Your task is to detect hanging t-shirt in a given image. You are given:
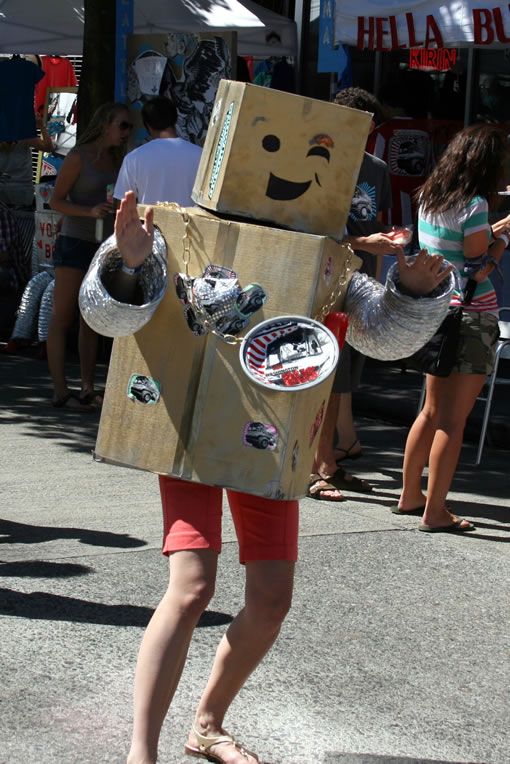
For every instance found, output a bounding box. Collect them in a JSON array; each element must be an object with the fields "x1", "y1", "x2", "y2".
[
  {"x1": 34, "y1": 56, "x2": 78, "y2": 115},
  {"x1": 0, "y1": 57, "x2": 45, "y2": 141},
  {"x1": 367, "y1": 117, "x2": 433, "y2": 228}
]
